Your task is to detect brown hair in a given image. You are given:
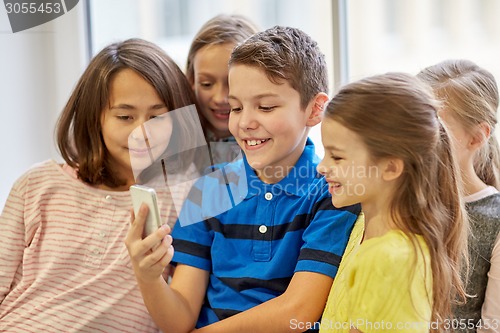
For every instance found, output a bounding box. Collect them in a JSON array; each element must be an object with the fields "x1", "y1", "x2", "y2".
[
  {"x1": 186, "y1": 14, "x2": 258, "y2": 85},
  {"x1": 325, "y1": 72, "x2": 468, "y2": 331},
  {"x1": 185, "y1": 14, "x2": 258, "y2": 136},
  {"x1": 229, "y1": 26, "x2": 328, "y2": 109},
  {"x1": 417, "y1": 59, "x2": 500, "y2": 189},
  {"x1": 56, "y1": 38, "x2": 199, "y2": 188}
]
